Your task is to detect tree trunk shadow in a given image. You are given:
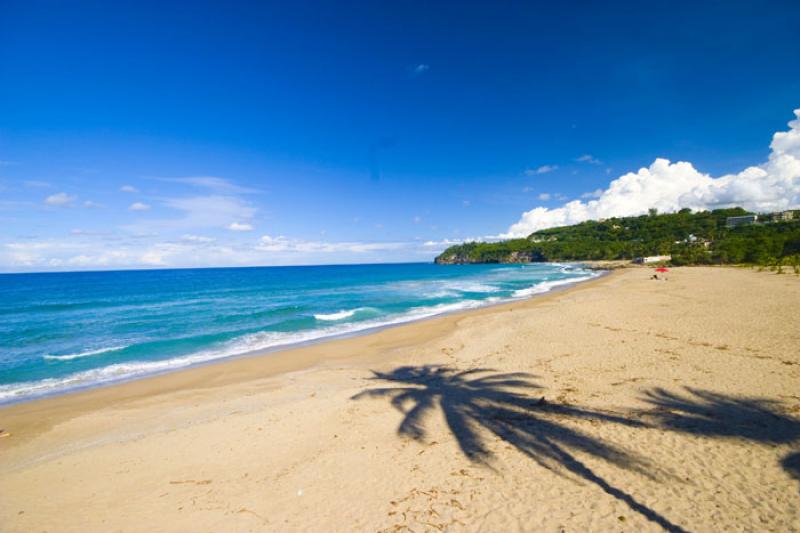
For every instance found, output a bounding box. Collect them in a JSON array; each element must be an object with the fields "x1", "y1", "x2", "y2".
[{"x1": 353, "y1": 365, "x2": 687, "y2": 532}]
